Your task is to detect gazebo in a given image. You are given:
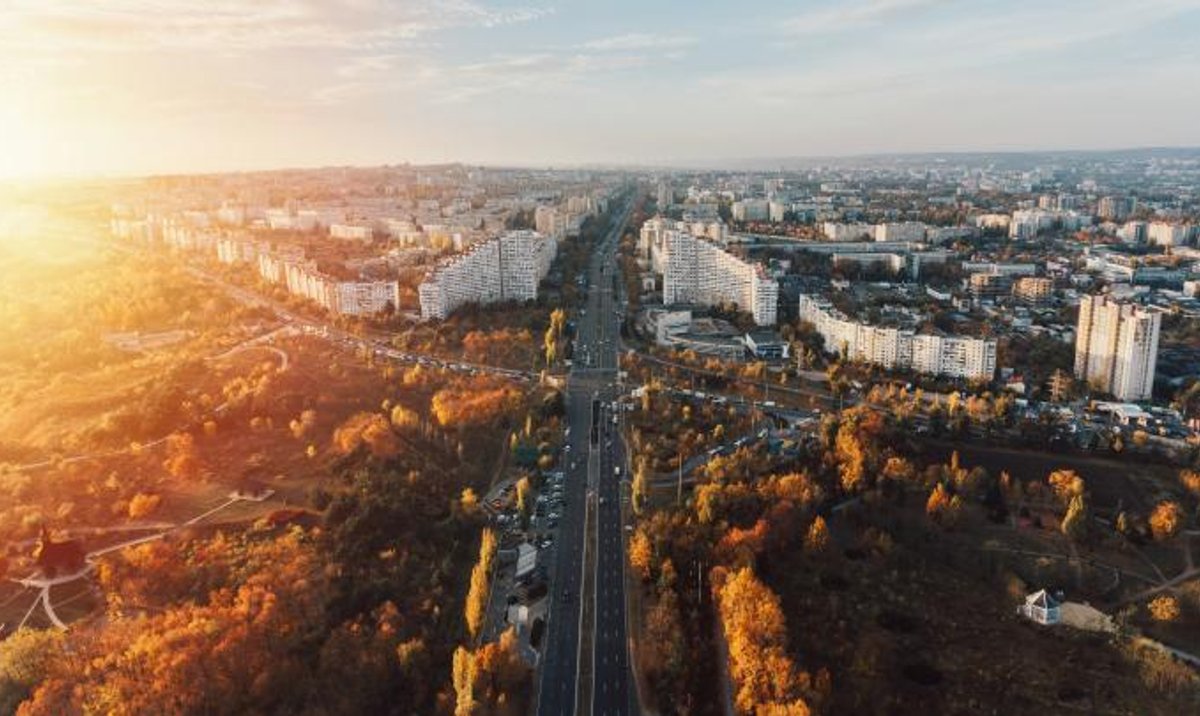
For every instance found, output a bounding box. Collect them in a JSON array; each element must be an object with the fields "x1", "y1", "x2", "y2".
[{"x1": 1018, "y1": 589, "x2": 1062, "y2": 625}]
